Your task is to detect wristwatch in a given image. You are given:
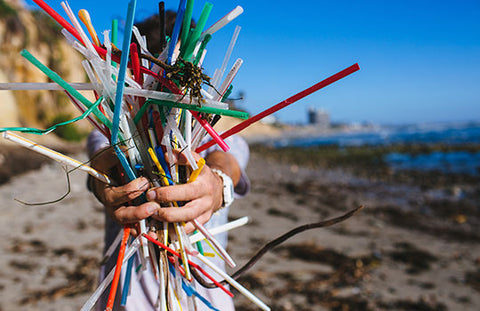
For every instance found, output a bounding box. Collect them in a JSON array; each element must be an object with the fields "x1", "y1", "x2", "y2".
[{"x1": 211, "y1": 168, "x2": 234, "y2": 208}]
